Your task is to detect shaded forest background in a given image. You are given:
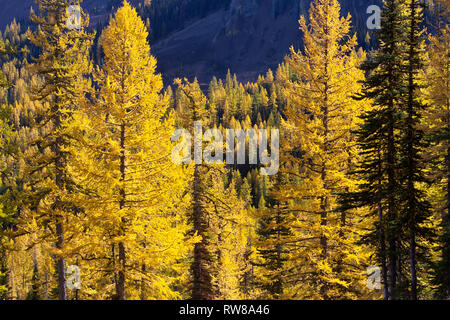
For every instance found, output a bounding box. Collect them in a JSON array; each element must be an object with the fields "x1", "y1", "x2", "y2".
[{"x1": 0, "y1": 0, "x2": 382, "y2": 83}]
